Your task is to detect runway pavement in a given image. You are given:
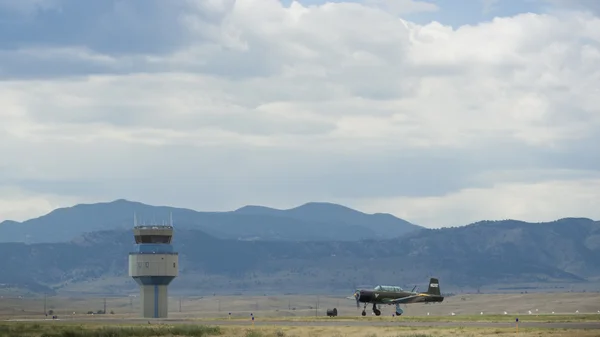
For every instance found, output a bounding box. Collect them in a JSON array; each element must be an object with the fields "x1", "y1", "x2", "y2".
[{"x1": 6, "y1": 317, "x2": 600, "y2": 329}]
